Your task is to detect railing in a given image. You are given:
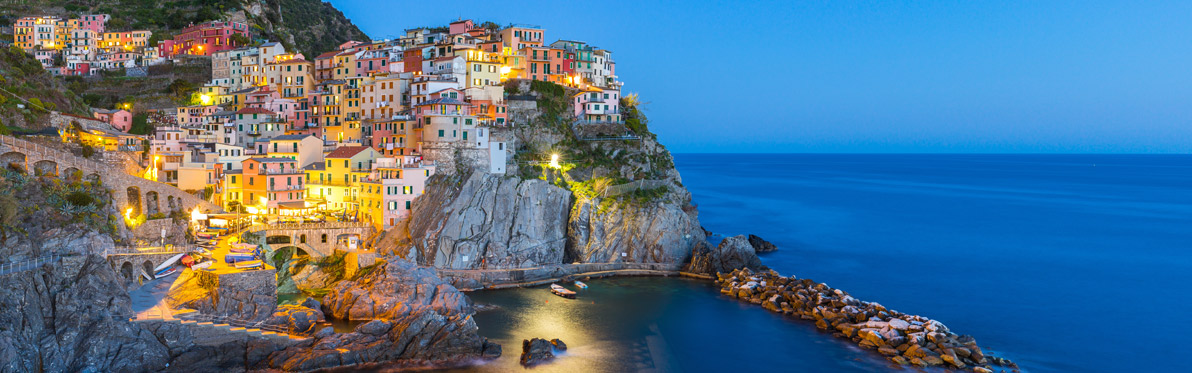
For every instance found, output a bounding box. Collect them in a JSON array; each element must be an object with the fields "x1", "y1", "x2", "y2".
[
  {"x1": 245, "y1": 221, "x2": 370, "y2": 231},
  {"x1": 573, "y1": 119, "x2": 626, "y2": 126},
  {"x1": 0, "y1": 253, "x2": 66, "y2": 276},
  {"x1": 268, "y1": 184, "x2": 305, "y2": 191},
  {"x1": 259, "y1": 168, "x2": 302, "y2": 175}
]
